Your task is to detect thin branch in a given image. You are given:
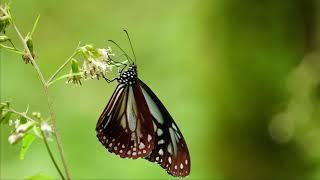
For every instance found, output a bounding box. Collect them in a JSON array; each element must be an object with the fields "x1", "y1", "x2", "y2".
[
  {"x1": 48, "y1": 72, "x2": 84, "y2": 86},
  {"x1": 0, "y1": 6, "x2": 72, "y2": 179},
  {"x1": 0, "y1": 44, "x2": 24, "y2": 55},
  {"x1": 3, "y1": 108, "x2": 38, "y2": 124},
  {"x1": 30, "y1": 14, "x2": 40, "y2": 37},
  {"x1": 47, "y1": 50, "x2": 79, "y2": 84},
  {"x1": 40, "y1": 121, "x2": 66, "y2": 180}
]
